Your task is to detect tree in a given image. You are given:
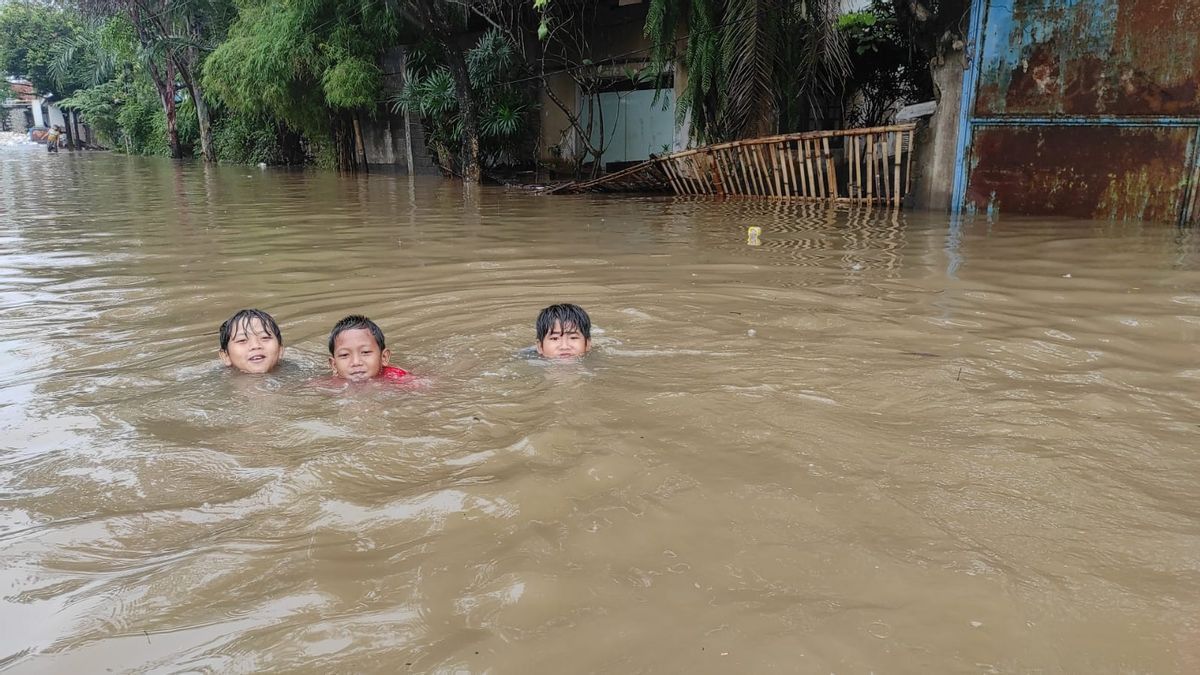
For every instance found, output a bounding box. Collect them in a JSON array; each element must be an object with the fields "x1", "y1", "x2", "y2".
[
  {"x1": 204, "y1": 0, "x2": 398, "y2": 171},
  {"x1": 388, "y1": 0, "x2": 484, "y2": 182},
  {"x1": 643, "y1": 0, "x2": 849, "y2": 143},
  {"x1": 395, "y1": 29, "x2": 536, "y2": 175},
  {"x1": 0, "y1": 2, "x2": 91, "y2": 95},
  {"x1": 839, "y1": 1, "x2": 933, "y2": 127}
]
